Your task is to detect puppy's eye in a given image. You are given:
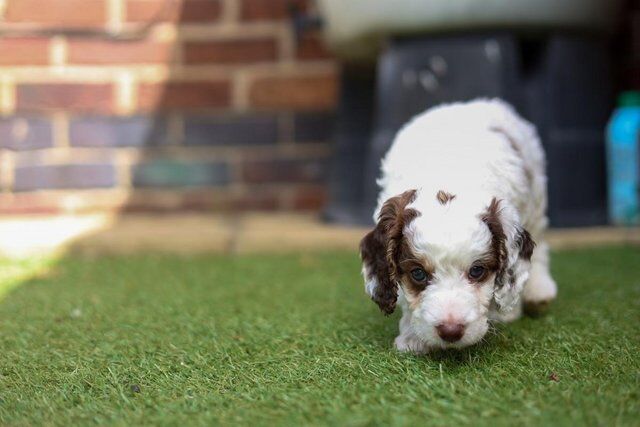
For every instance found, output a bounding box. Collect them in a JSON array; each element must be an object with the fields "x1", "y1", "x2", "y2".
[
  {"x1": 468, "y1": 265, "x2": 486, "y2": 281},
  {"x1": 410, "y1": 268, "x2": 428, "y2": 282}
]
